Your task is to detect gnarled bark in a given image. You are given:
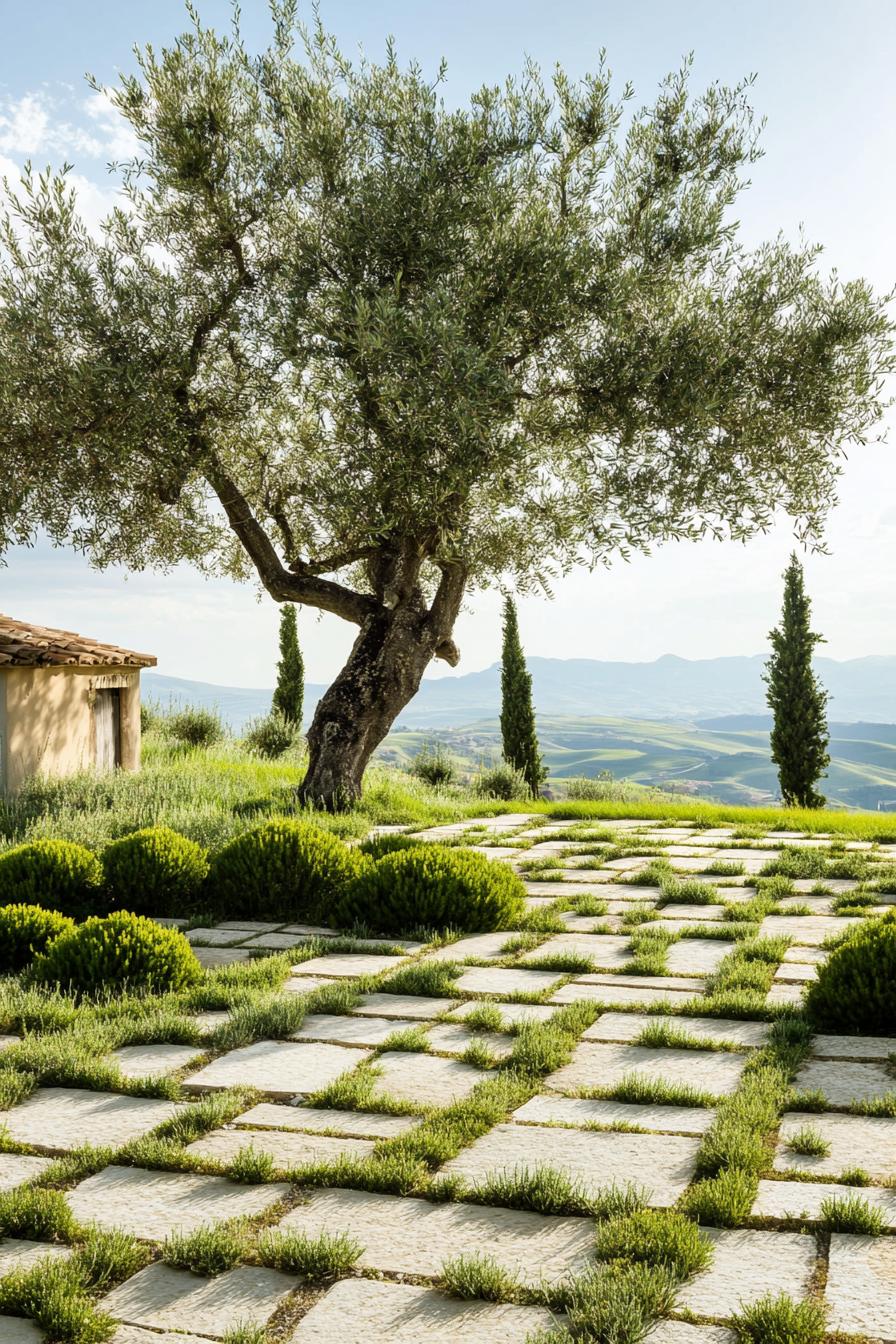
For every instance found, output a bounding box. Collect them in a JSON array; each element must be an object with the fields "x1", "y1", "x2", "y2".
[{"x1": 299, "y1": 562, "x2": 465, "y2": 810}]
